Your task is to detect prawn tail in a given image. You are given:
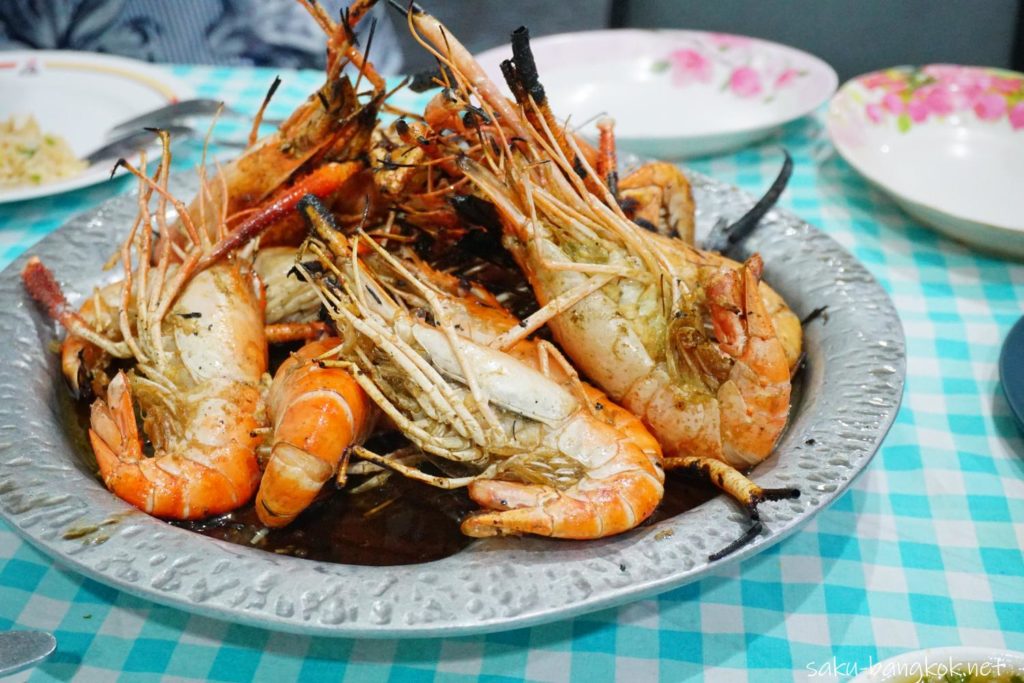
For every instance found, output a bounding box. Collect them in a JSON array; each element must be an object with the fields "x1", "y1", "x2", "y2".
[
  {"x1": 618, "y1": 161, "x2": 696, "y2": 243},
  {"x1": 89, "y1": 371, "x2": 141, "y2": 471},
  {"x1": 256, "y1": 338, "x2": 374, "y2": 528},
  {"x1": 89, "y1": 371, "x2": 178, "y2": 517},
  {"x1": 462, "y1": 480, "x2": 579, "y2": 538},
  {"x1": 462, "y1": 468, "x2": 663, "y2": 540},
  {"x1": 463, "y1": 387, "x2": 666, "y2": 541},
  {"x1": 90, "y1": 372, "x2": 263, "y2": 520}
]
